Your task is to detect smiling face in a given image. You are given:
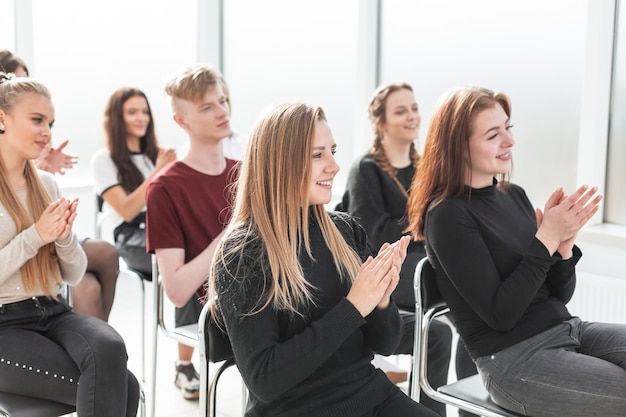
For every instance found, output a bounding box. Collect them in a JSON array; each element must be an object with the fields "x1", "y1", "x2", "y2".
[
  {"x1": 467, "y1": 102, "x2": 514, "y2": 188},
  {"x1": 308, "y1": 120, "x2": 340, "y2": 205},
  {"x1": 0, "y1": 92, "x2": 55, "y2": 163},
  {"x1": 380, "y1": 88, "x2": 421, "y2": 144},
  {"x1": 123, "y1": 95, "x2": 150, "y2": 142}
]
